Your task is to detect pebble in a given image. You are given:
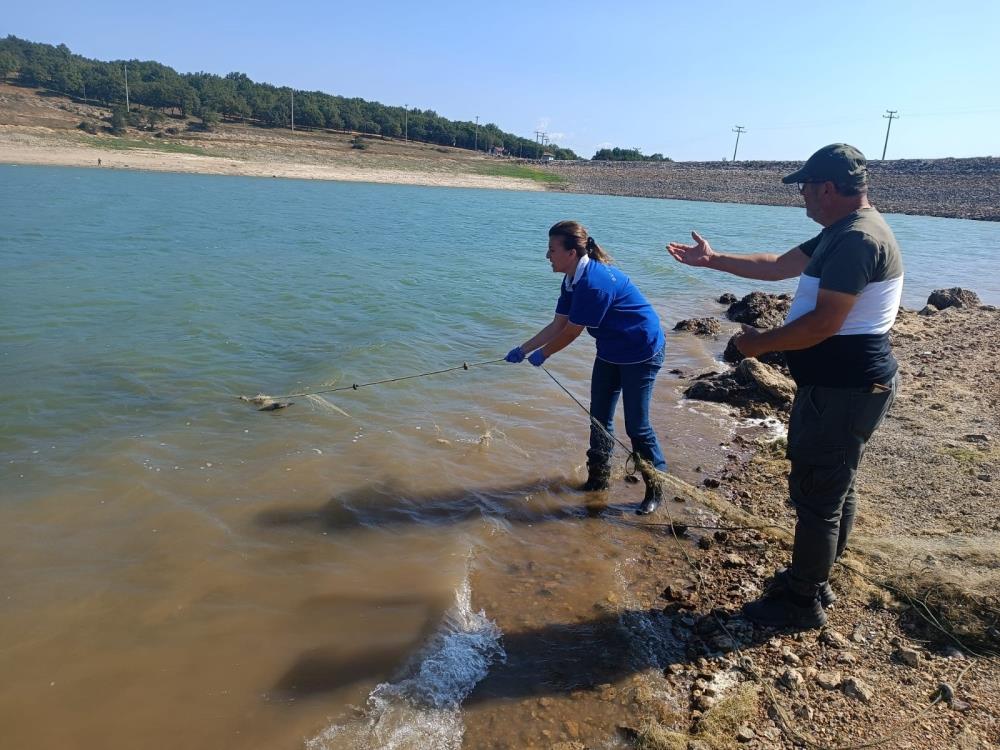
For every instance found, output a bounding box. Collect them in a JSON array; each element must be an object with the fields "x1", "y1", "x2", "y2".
[
  {"x1": 895, "y1": 647, "x2": 922, "y2": 667},
  {"x1": 736, "y1": 726, "x2": 755, "y2": 742},
  {"x1": 779, "y1": 667, "x2": 804, "y2": 692},
  {"x1": 820, "y1": 629, "x2": 851, "y2": 649},
  {"x1": 781, "y1": 648, "x2": 802, "y2": 666},
  {"x1": 842, "y1": 676, "x2": 874, "y2": 703},
  {"x1": 816, "y1": 671, "x2": 843, "y2": 690},
  {"x1": 723, "y1": 554, "x2": 747, "y2": 567},
  {"x1": 694, "y1": 694, "x2": 716, "y2": 711}
]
